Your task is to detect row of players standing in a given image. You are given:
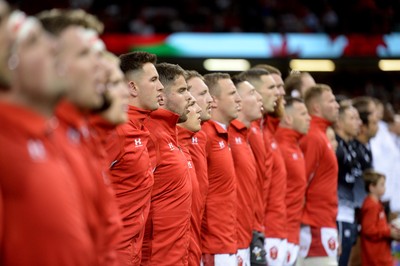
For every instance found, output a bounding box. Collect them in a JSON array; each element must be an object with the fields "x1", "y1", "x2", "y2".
[
  {"x1": 109, "y1": 55, "x2": 400, "y2": 266},
  {"x1": 290, "y1": 74, "x2": 400, "y2": 266},
  {"x1": 1, "y1": 4, "x2": 400, "y2": 266}
]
